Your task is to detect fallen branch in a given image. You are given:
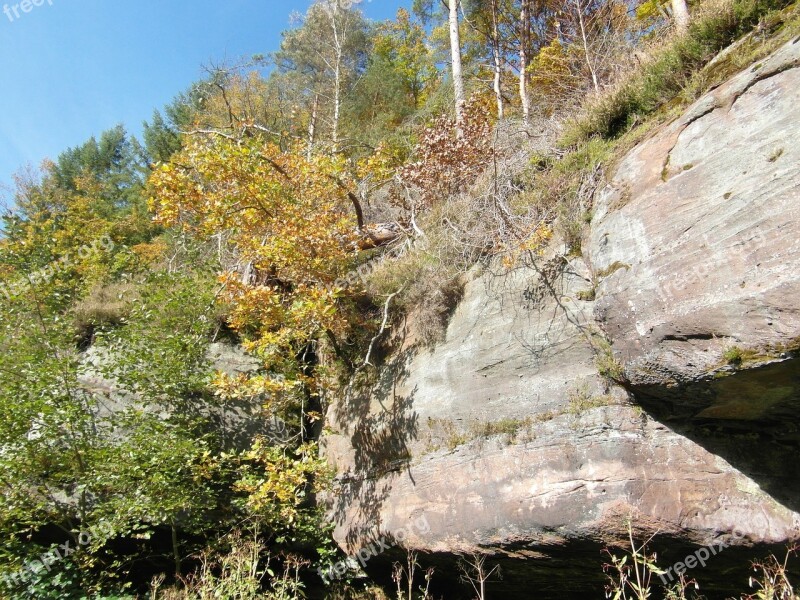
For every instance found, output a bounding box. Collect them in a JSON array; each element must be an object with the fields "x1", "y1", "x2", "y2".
[{"x1": 357, "y1": 223, "x2": 403, "y2": 250}]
